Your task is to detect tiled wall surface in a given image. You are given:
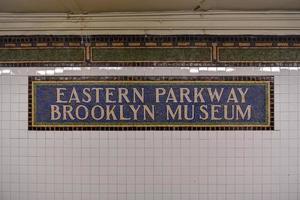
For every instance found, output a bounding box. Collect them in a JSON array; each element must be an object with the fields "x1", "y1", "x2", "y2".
[{"x1": 0, "y1": 66, "x2": 299, "y2": 200}]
